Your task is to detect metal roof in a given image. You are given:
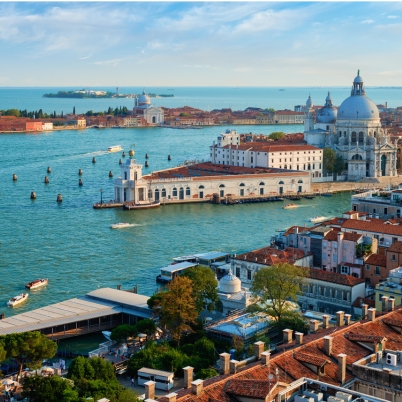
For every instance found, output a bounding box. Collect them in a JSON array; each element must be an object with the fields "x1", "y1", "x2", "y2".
[
  {"x1": 195, "y1": 251, "x2": 229, "y2": 260},
  {"x1": 138, "y1": 367, "x2": 174, "y2": 377},
  {"x1": 0, "y1": 288, "x2": 152, "y2": 336},
  {"x1": 160, "y1": 261, "x2": 198, "y2": 273}
]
